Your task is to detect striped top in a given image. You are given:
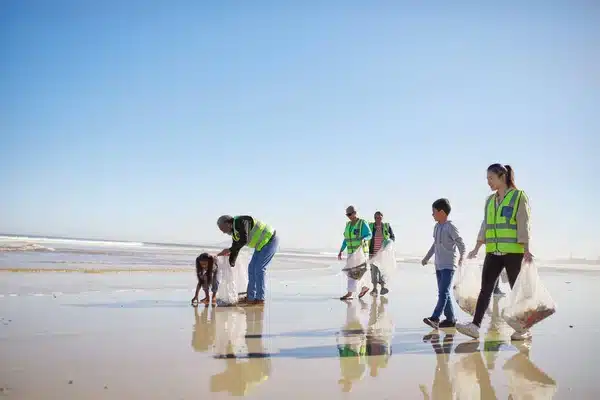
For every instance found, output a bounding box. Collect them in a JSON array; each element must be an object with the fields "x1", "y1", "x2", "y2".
[{"x1": 372, "y1": 224, "x2": 385, "y2": 254}]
